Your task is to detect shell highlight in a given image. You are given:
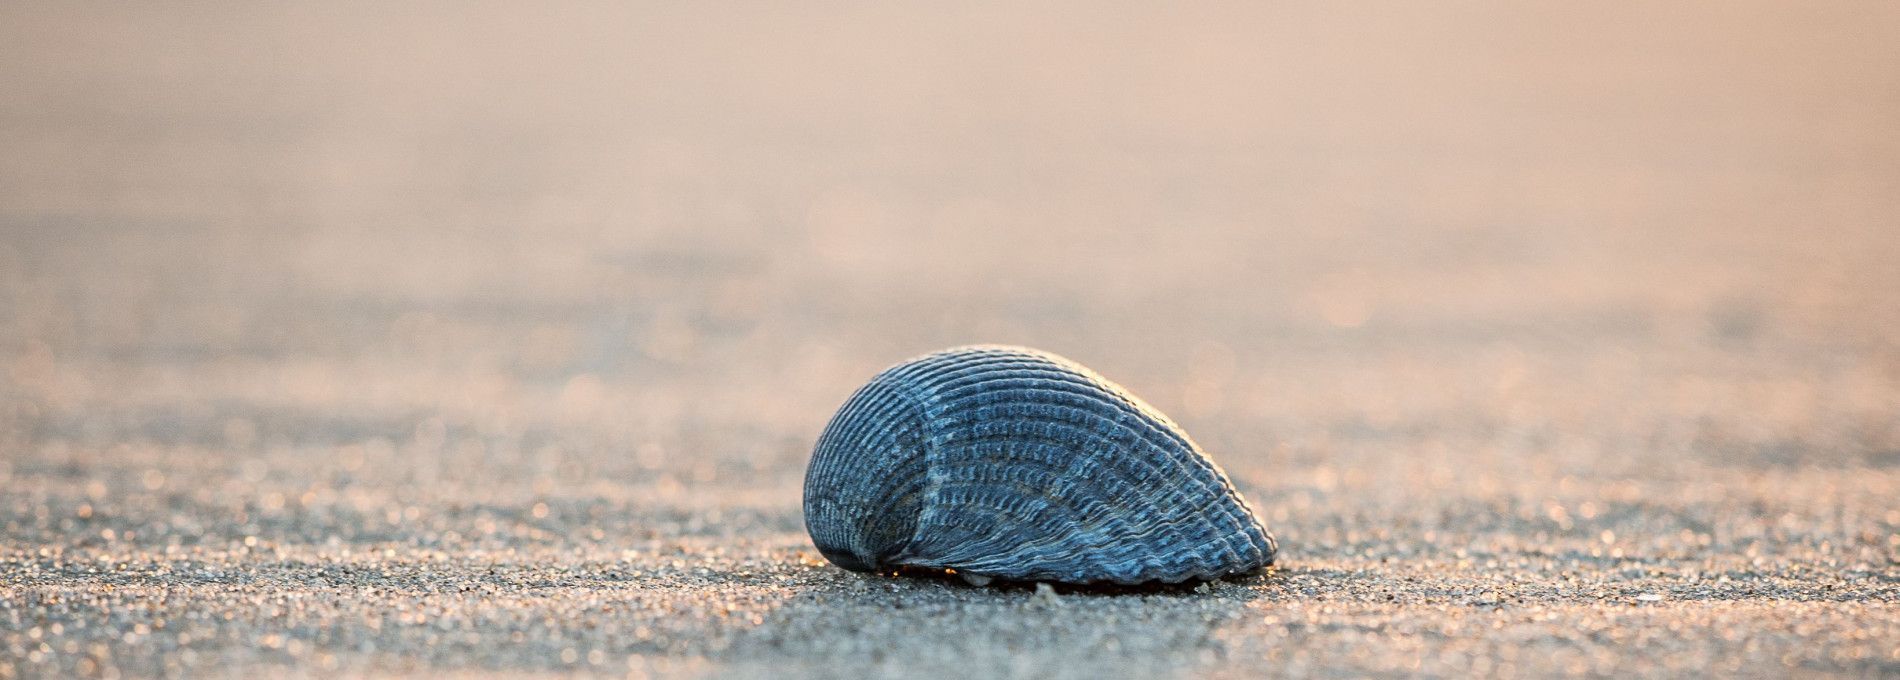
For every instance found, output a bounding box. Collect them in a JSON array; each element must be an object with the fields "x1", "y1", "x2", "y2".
[{"x1": 803, "y1": 345, "x2": 1277, "y2": 585}]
